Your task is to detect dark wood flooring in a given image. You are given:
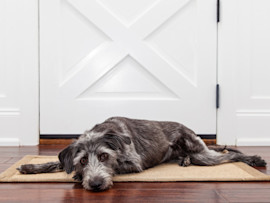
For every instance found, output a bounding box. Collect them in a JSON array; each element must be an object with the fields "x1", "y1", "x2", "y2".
[{"x1": 0, "y1": 145, "x2": 270, "y2": 202}]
